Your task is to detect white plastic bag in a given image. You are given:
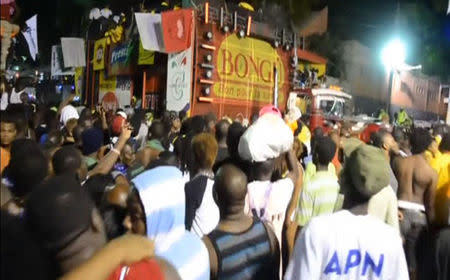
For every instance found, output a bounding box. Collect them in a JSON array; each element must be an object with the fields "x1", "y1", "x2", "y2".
[{"x1": 238, "y1": 114, "x2": 293, "y2": 162}]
